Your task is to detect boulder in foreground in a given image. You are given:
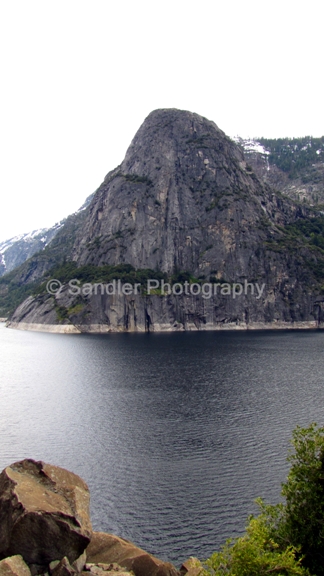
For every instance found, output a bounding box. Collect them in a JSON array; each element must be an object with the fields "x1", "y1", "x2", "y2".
[
  {"x1": 86, "y1": 533, "x2": 178, "y2": 576},
  {"x1": 0, "y1": 555, "x2": 31, "y2": 576},
  {"x1": 0, "y1": 459, "x2": 92, "y2": 566}
]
